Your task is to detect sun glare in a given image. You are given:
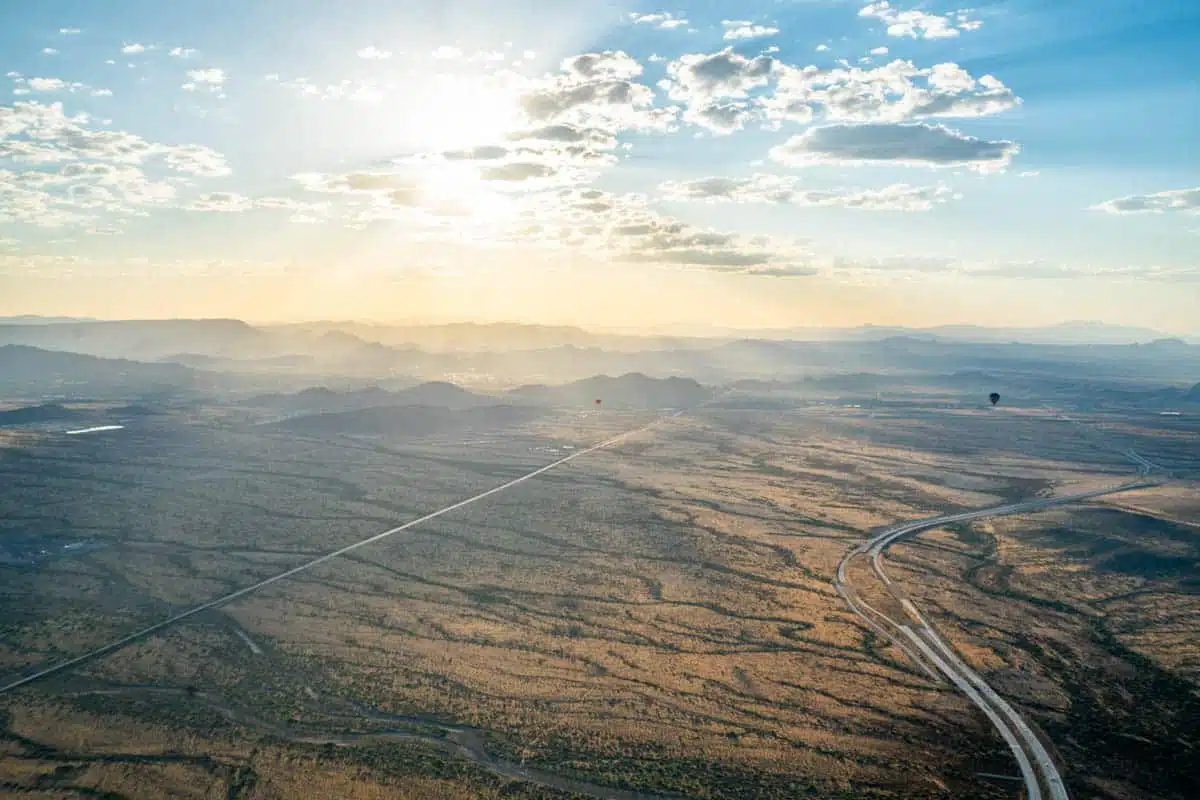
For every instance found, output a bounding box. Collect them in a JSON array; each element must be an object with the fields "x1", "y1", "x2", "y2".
[{"x1": 385, "y1": 74, "x2": 525, "y2": 152}]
